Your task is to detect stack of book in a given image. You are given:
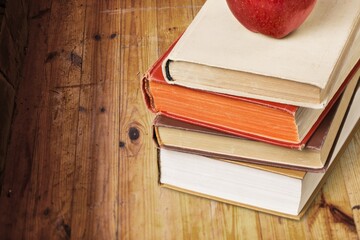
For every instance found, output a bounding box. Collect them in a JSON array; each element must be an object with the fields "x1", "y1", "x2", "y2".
[{"x1": 142, "y1": 0, "x2": 360, "y2": 219}]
